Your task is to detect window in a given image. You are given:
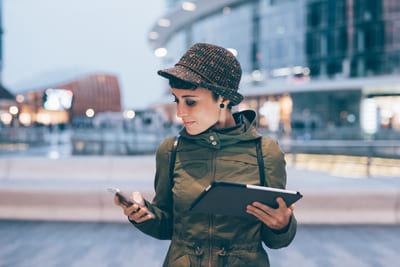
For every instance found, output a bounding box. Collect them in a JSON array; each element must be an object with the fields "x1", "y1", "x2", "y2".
[{"x1": 306, "y1": 33, "x2": 321, "y2": 57}]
